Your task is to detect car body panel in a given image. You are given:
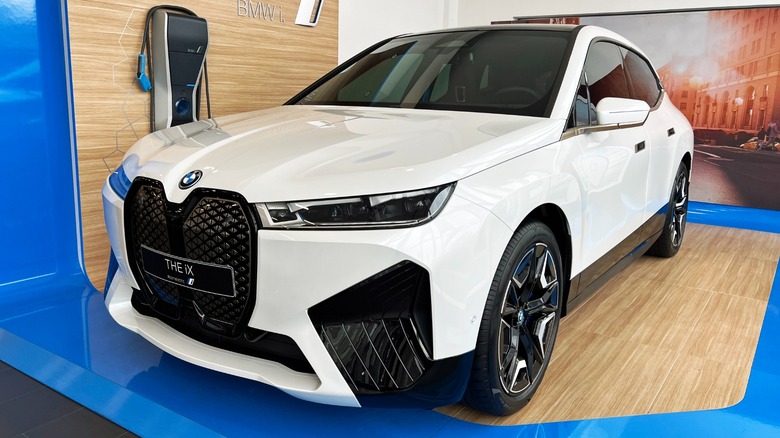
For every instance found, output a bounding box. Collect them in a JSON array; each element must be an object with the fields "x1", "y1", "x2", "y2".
[{"x1": 577, "y1": 120, "x2": 650, "y2": 268}]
